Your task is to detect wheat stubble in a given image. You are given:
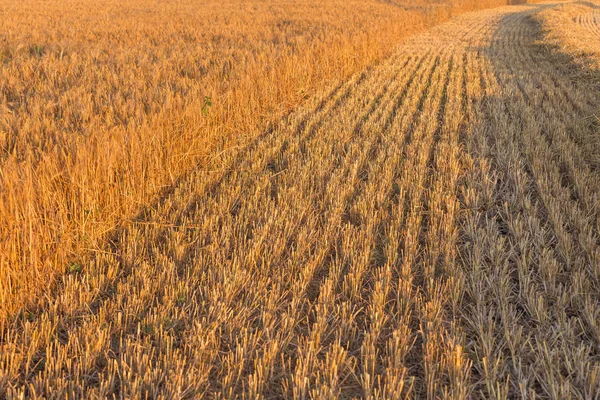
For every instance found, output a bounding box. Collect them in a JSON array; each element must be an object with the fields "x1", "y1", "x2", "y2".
[{"x1": 2, "y1": 1, "x2": 600, "y2": 398}]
